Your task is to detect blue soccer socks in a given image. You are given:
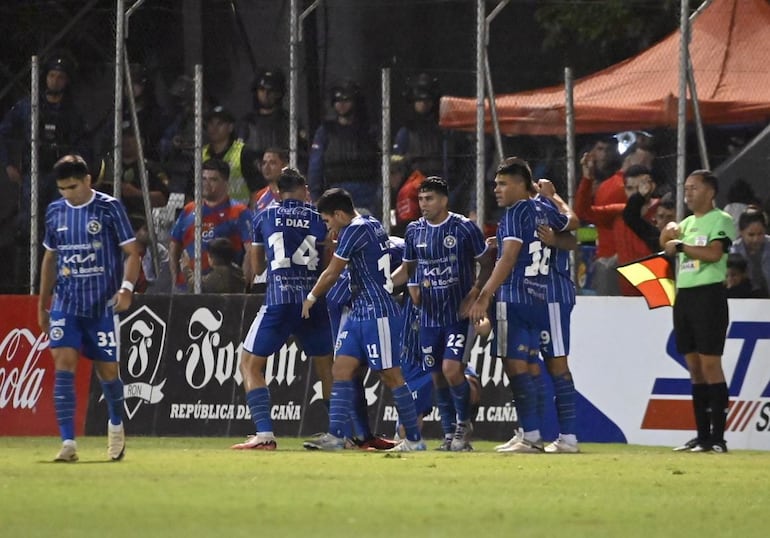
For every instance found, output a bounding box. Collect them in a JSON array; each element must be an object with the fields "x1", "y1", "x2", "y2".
[
  {"x1": 246, "y1": 387, "x2": 273, "y2": 433},
  {"x1": 552, "y1": 372, "x2": 577, "y2": 435},
  {"x1": 434, "y1": 385, "x2": 455, "y2": 437},
  {"x1": 392, "y1": 384, "x2": 421, "y2": 442},
  {"x1": 329, "y1": 380, "x2": 354, "y2": 439},
  {"x1": 100, "y1": 378, "x2": 125, "y2": 426},
  {"x1": 449, "y1": 378, "x2": 471, "y2": 423},
  {"x1": 510, "y1": 373, "x2": 540, "y2": 436},
  {"x1": 54, "y1": 370, "x2": 76, "y2": 441}
]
